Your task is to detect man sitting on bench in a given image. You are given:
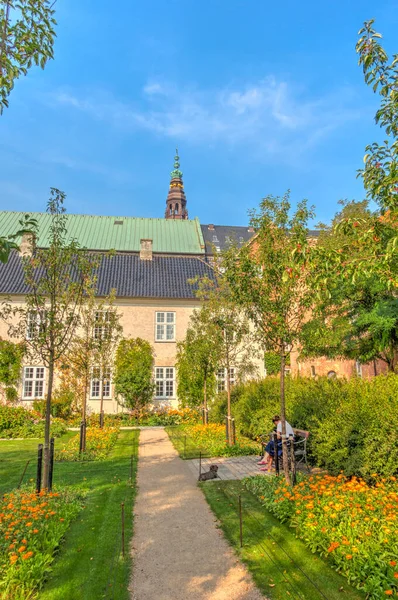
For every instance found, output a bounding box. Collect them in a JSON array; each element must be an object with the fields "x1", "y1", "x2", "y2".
[{"x1": 258, "y1": 415, "x2": 294, "y2": 472}]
